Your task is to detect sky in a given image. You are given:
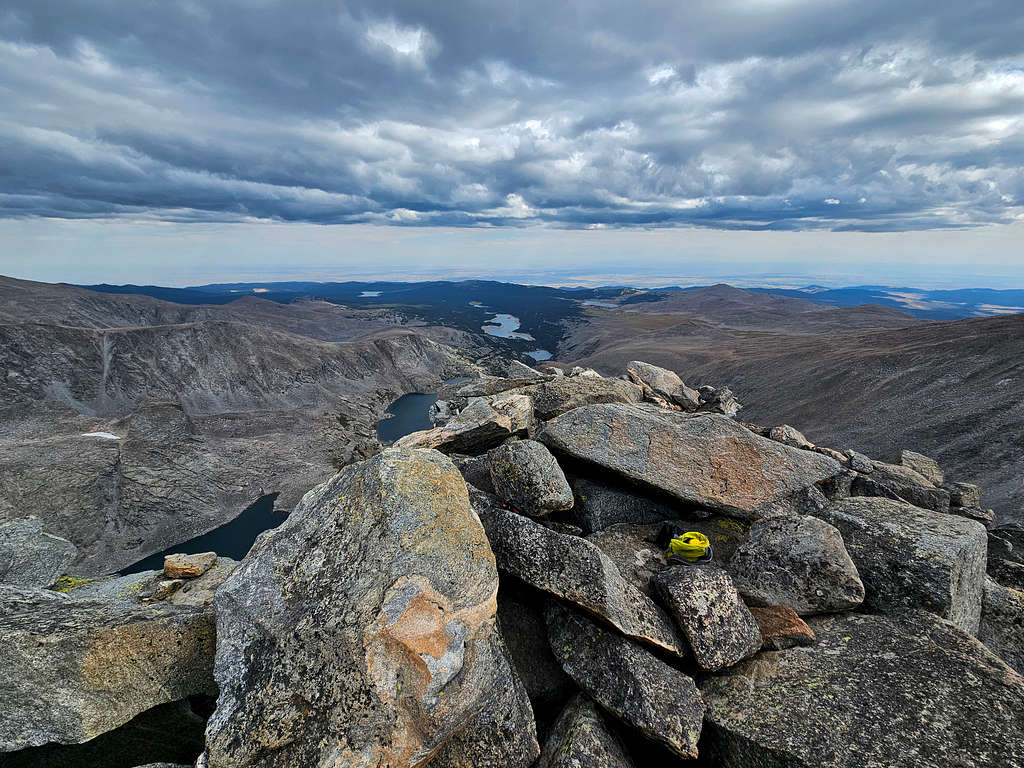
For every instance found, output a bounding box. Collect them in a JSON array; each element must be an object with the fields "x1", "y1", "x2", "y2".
[{"x1": 1, "y1": 0, "x2": 1022, "y2": 286}]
